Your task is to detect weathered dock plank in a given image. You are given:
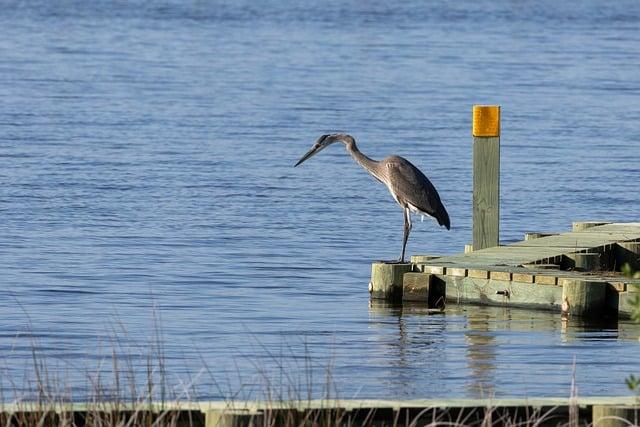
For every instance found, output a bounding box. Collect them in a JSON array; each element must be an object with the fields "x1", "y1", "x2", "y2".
[{"x1": 423, "y1": 223, "x2": 640, "y2": 269}]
